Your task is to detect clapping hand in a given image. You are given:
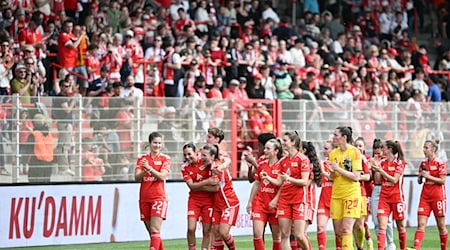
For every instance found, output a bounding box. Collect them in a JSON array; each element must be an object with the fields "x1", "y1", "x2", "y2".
[
  {"x1": 206, "y1": 176, "x2": 219, "y2": 185},
  {"x1": 259, "y1": 171, "x2": 268, "y2": 179}
]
